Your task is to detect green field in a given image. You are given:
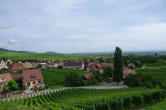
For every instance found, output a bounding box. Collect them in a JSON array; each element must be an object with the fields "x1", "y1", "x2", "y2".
[
  {"x1": 41, "y1": 69, "x2": 88, "y2": 88},
  {"x1": 137, "y1": 61, "x2": 166, "y2": 85},
  {"x1": 2, "y1": 87, "x2": 165, "y2": 110},
  {"x1": 136, "y1": 62, "x2": 166, "y2": 110},
  {"x1": 0, "y1": 52, "x2": 109, "y2": 61}
]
